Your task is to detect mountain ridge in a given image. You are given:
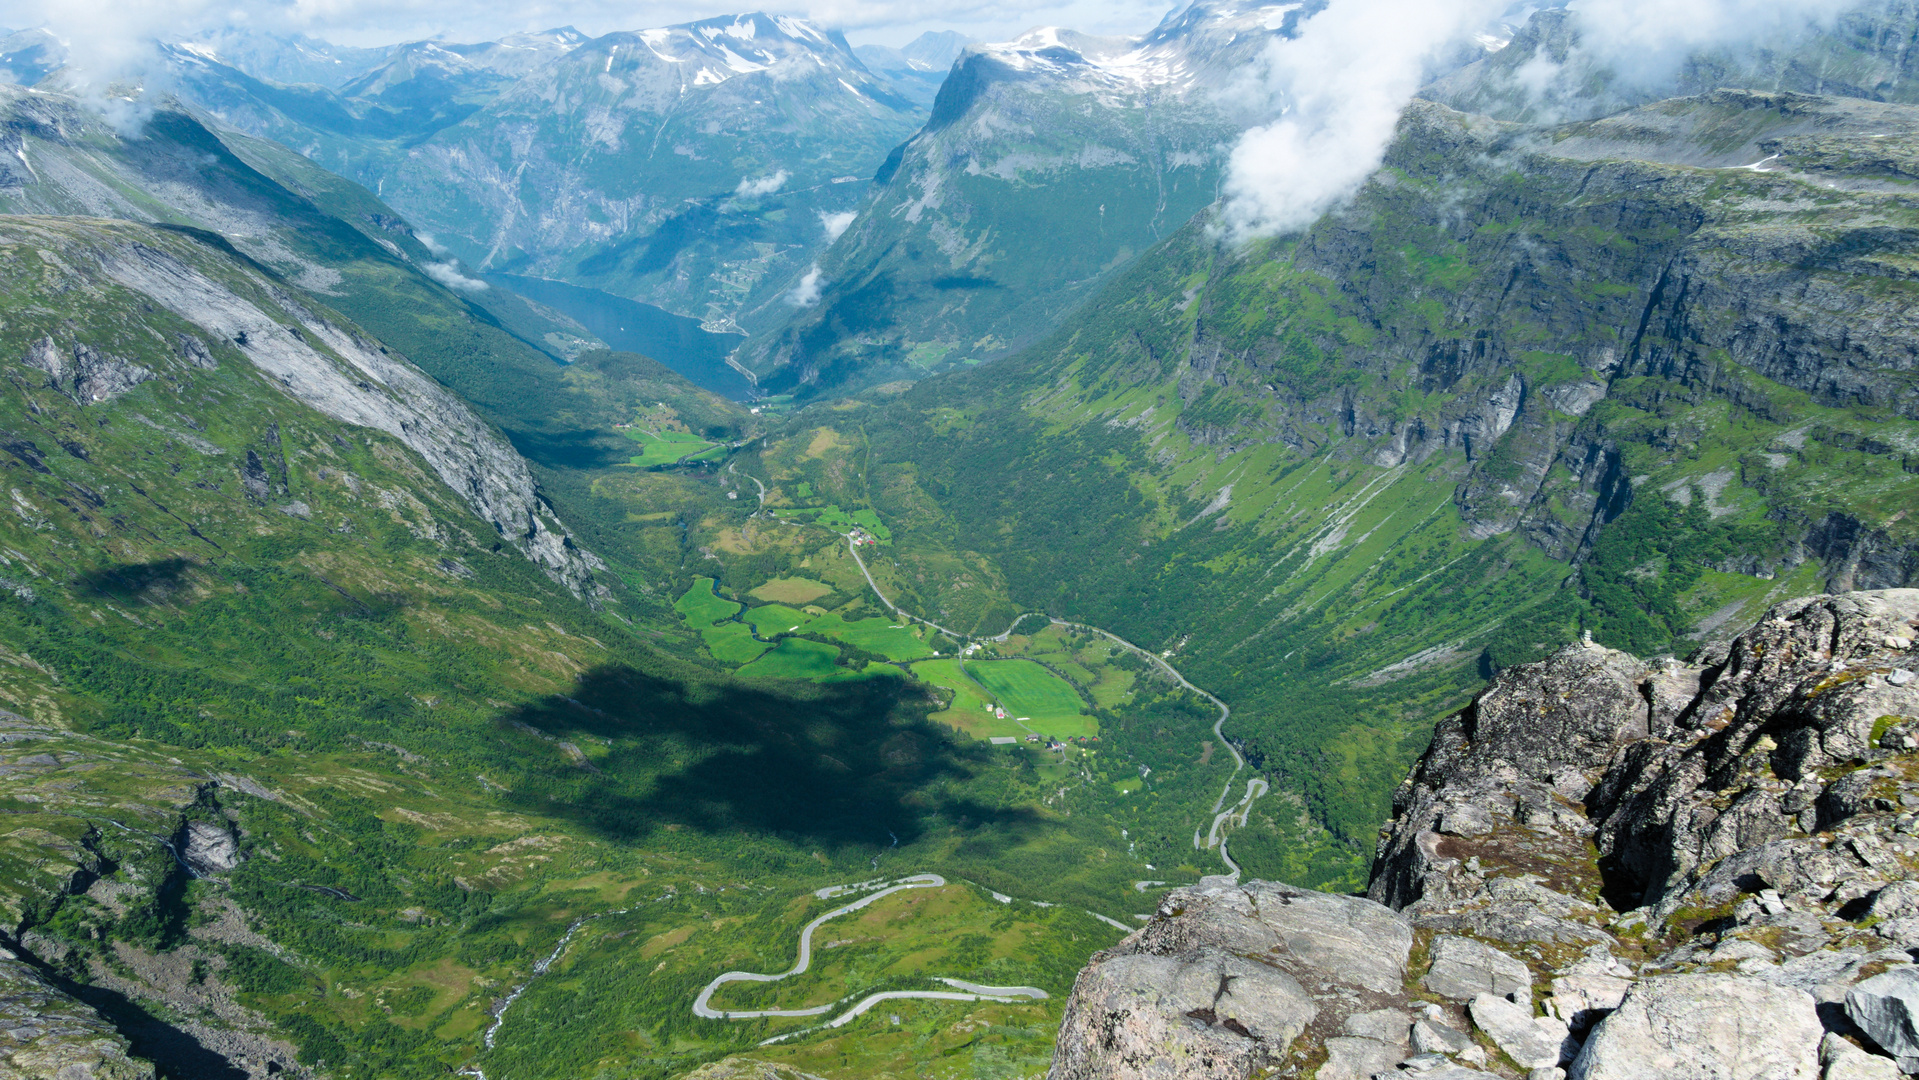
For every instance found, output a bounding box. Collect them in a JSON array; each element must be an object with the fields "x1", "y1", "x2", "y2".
[
  {"x1": 739, "y1": 0, "x2": 1308, "y2": 399},
  {"x1": 146, "y1": 12, "x2": 928, "y2": 338},
  {"x1": 1051, "y1": 588, "x2": 1919, "y2": 1080}
]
